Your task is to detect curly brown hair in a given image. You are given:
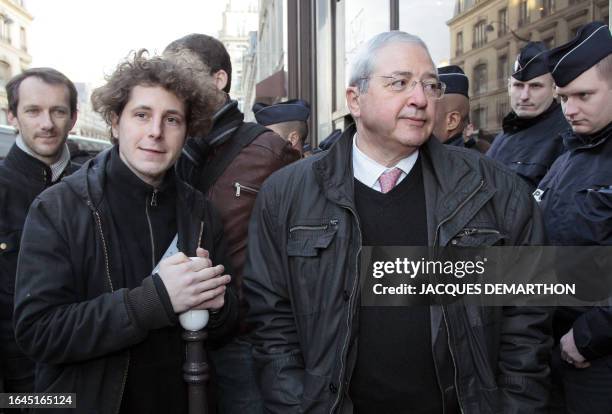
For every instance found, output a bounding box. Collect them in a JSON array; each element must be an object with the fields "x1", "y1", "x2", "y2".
[{"x1": 91, "y1": 49, "x2": 223, "y2": 140}]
